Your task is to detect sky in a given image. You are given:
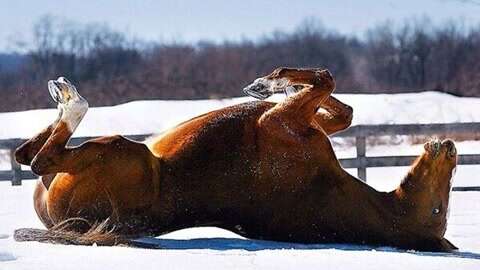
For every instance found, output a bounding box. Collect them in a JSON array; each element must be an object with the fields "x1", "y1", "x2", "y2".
[{"x1": 1, "y1": 0, "x2": 480, "y2": 51}]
